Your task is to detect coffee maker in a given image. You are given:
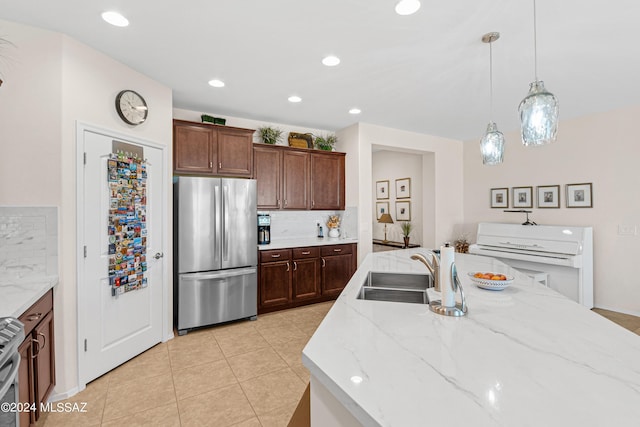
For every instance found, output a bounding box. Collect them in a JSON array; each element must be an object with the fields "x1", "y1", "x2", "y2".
[{"x1": 257, "y1": 213, "x2": 271, "y2": 245}]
